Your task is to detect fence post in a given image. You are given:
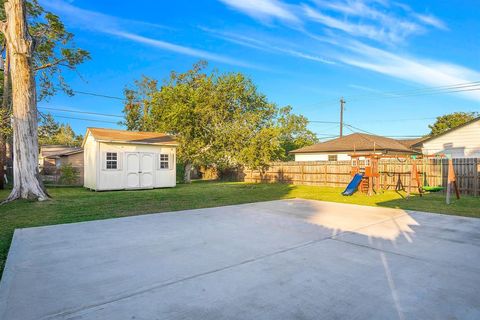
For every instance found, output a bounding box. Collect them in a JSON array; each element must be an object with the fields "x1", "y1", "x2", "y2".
[
  {"x1": 301, "y1": 163, "x2": 304, "y2": 184},
  {"x1": 474, "y1": 158, "x2": 479, "y2": 197}
]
